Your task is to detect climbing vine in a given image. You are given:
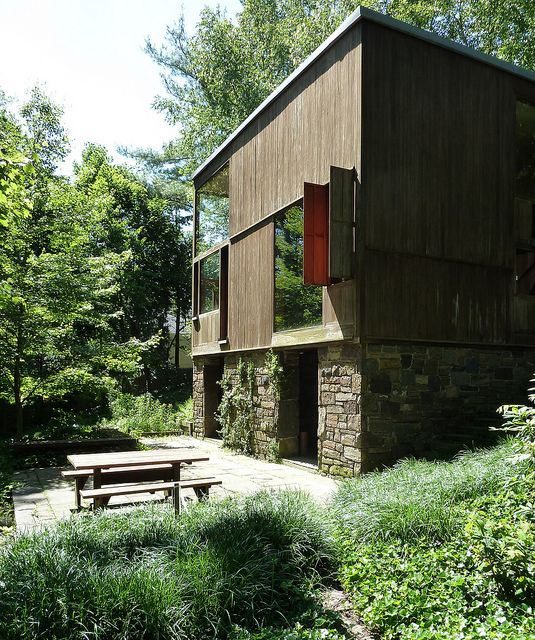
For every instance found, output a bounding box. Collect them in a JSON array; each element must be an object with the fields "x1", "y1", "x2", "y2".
[
  {"x1": 216, "y1": 359, "x2": 256, "y2": 454},
  {"x1": 216, "y1": 351, "x2": 283, "y2": 457},
  {"x1": 264, "y1": 349, "x2": 284, "y2": 398}
]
